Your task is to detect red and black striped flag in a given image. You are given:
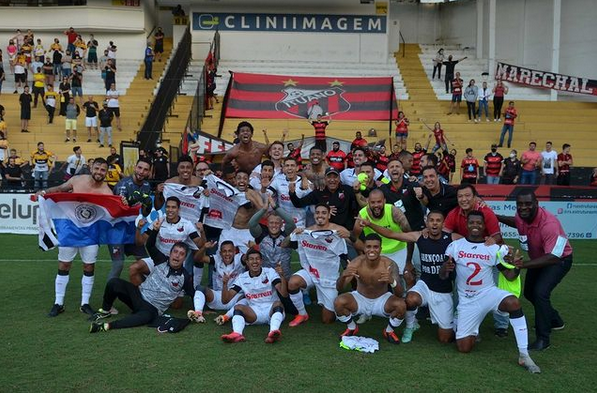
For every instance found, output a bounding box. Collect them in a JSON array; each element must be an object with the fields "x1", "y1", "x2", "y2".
[{"x1": 224, "y1": 72, "x2": 397, "y2": 120}]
